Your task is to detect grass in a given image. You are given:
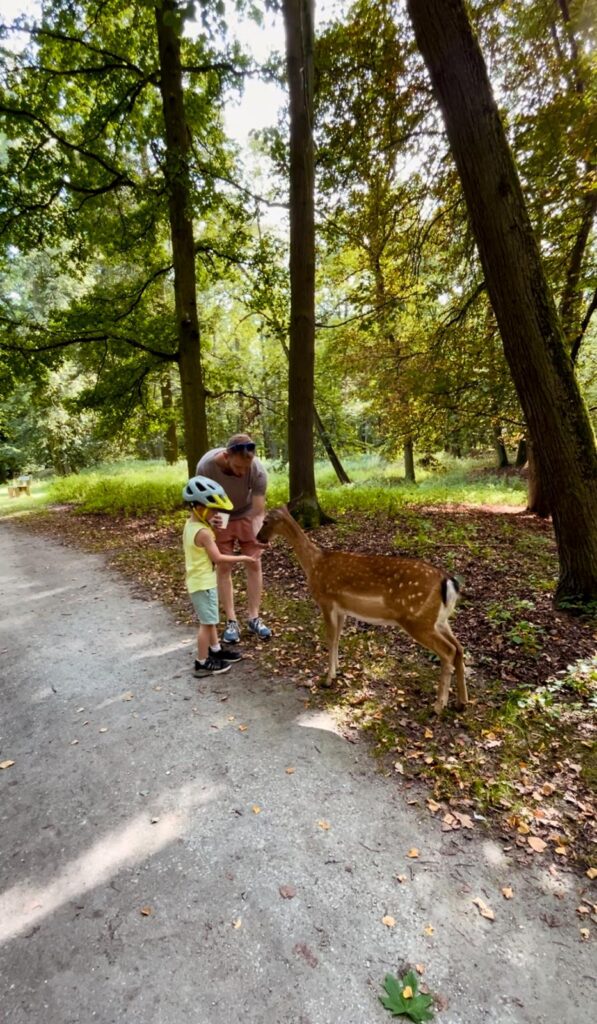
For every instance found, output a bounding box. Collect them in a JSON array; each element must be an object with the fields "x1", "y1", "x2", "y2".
[{"x1": 0, "y1": 452, "x2": 527, "y2": 518}]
